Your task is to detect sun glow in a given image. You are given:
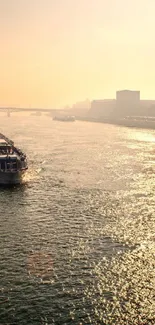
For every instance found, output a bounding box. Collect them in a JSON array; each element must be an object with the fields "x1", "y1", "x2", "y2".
[{"x1": 1, "y1": 0, "x2": 155, "y2": 107}]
